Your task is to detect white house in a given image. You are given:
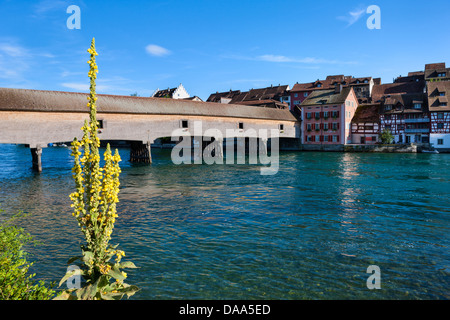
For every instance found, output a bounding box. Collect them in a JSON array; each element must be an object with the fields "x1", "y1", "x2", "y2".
[{"x1": 152, "y1": 83, "x2": 190, "y2": 100}]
